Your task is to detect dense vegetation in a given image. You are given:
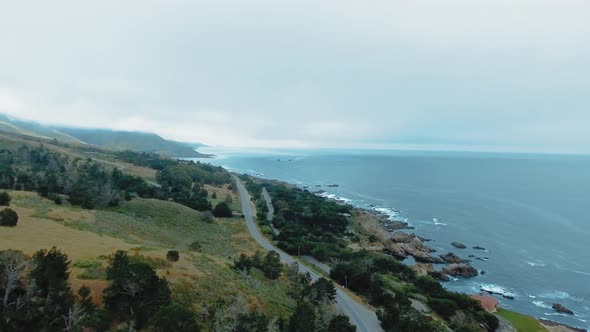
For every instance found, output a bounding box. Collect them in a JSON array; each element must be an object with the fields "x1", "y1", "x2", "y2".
[
  {"x1": 245, "y1": 177, "x2": 499, "y2": 332},
  {"x1": 243, "y1": 177, "x2": 354, "y2": 261},
  {"x1": 0, "y1": 145, "x2": 231, "y2": 212},
  {"x1": 0, "y1": 247, "x2": 354, "y2": 332}
]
